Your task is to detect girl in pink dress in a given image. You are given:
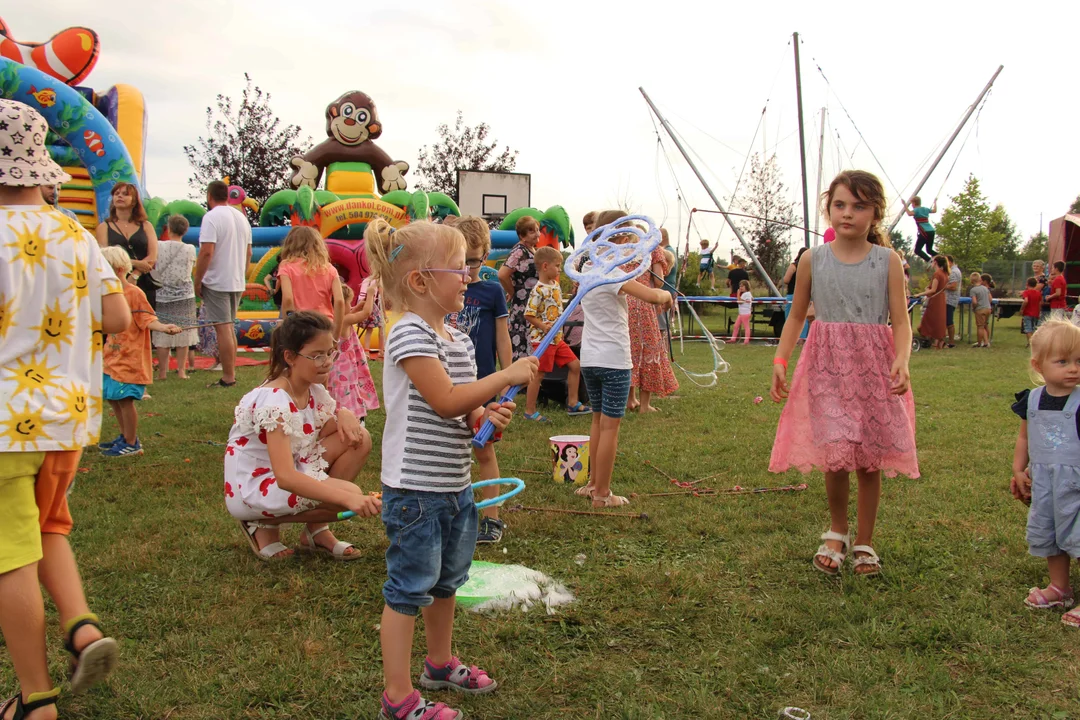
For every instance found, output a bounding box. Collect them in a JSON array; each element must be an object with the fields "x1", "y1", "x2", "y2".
[
  {"x1": 330, "y1": 283, "x2": 380, "y2": 417},
  {"x1": 770, "y1": 171, "x2": 918, "y2": 578},
  {"x1": 276, "y1": 227, "x2": 377, "y2": 418}
]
